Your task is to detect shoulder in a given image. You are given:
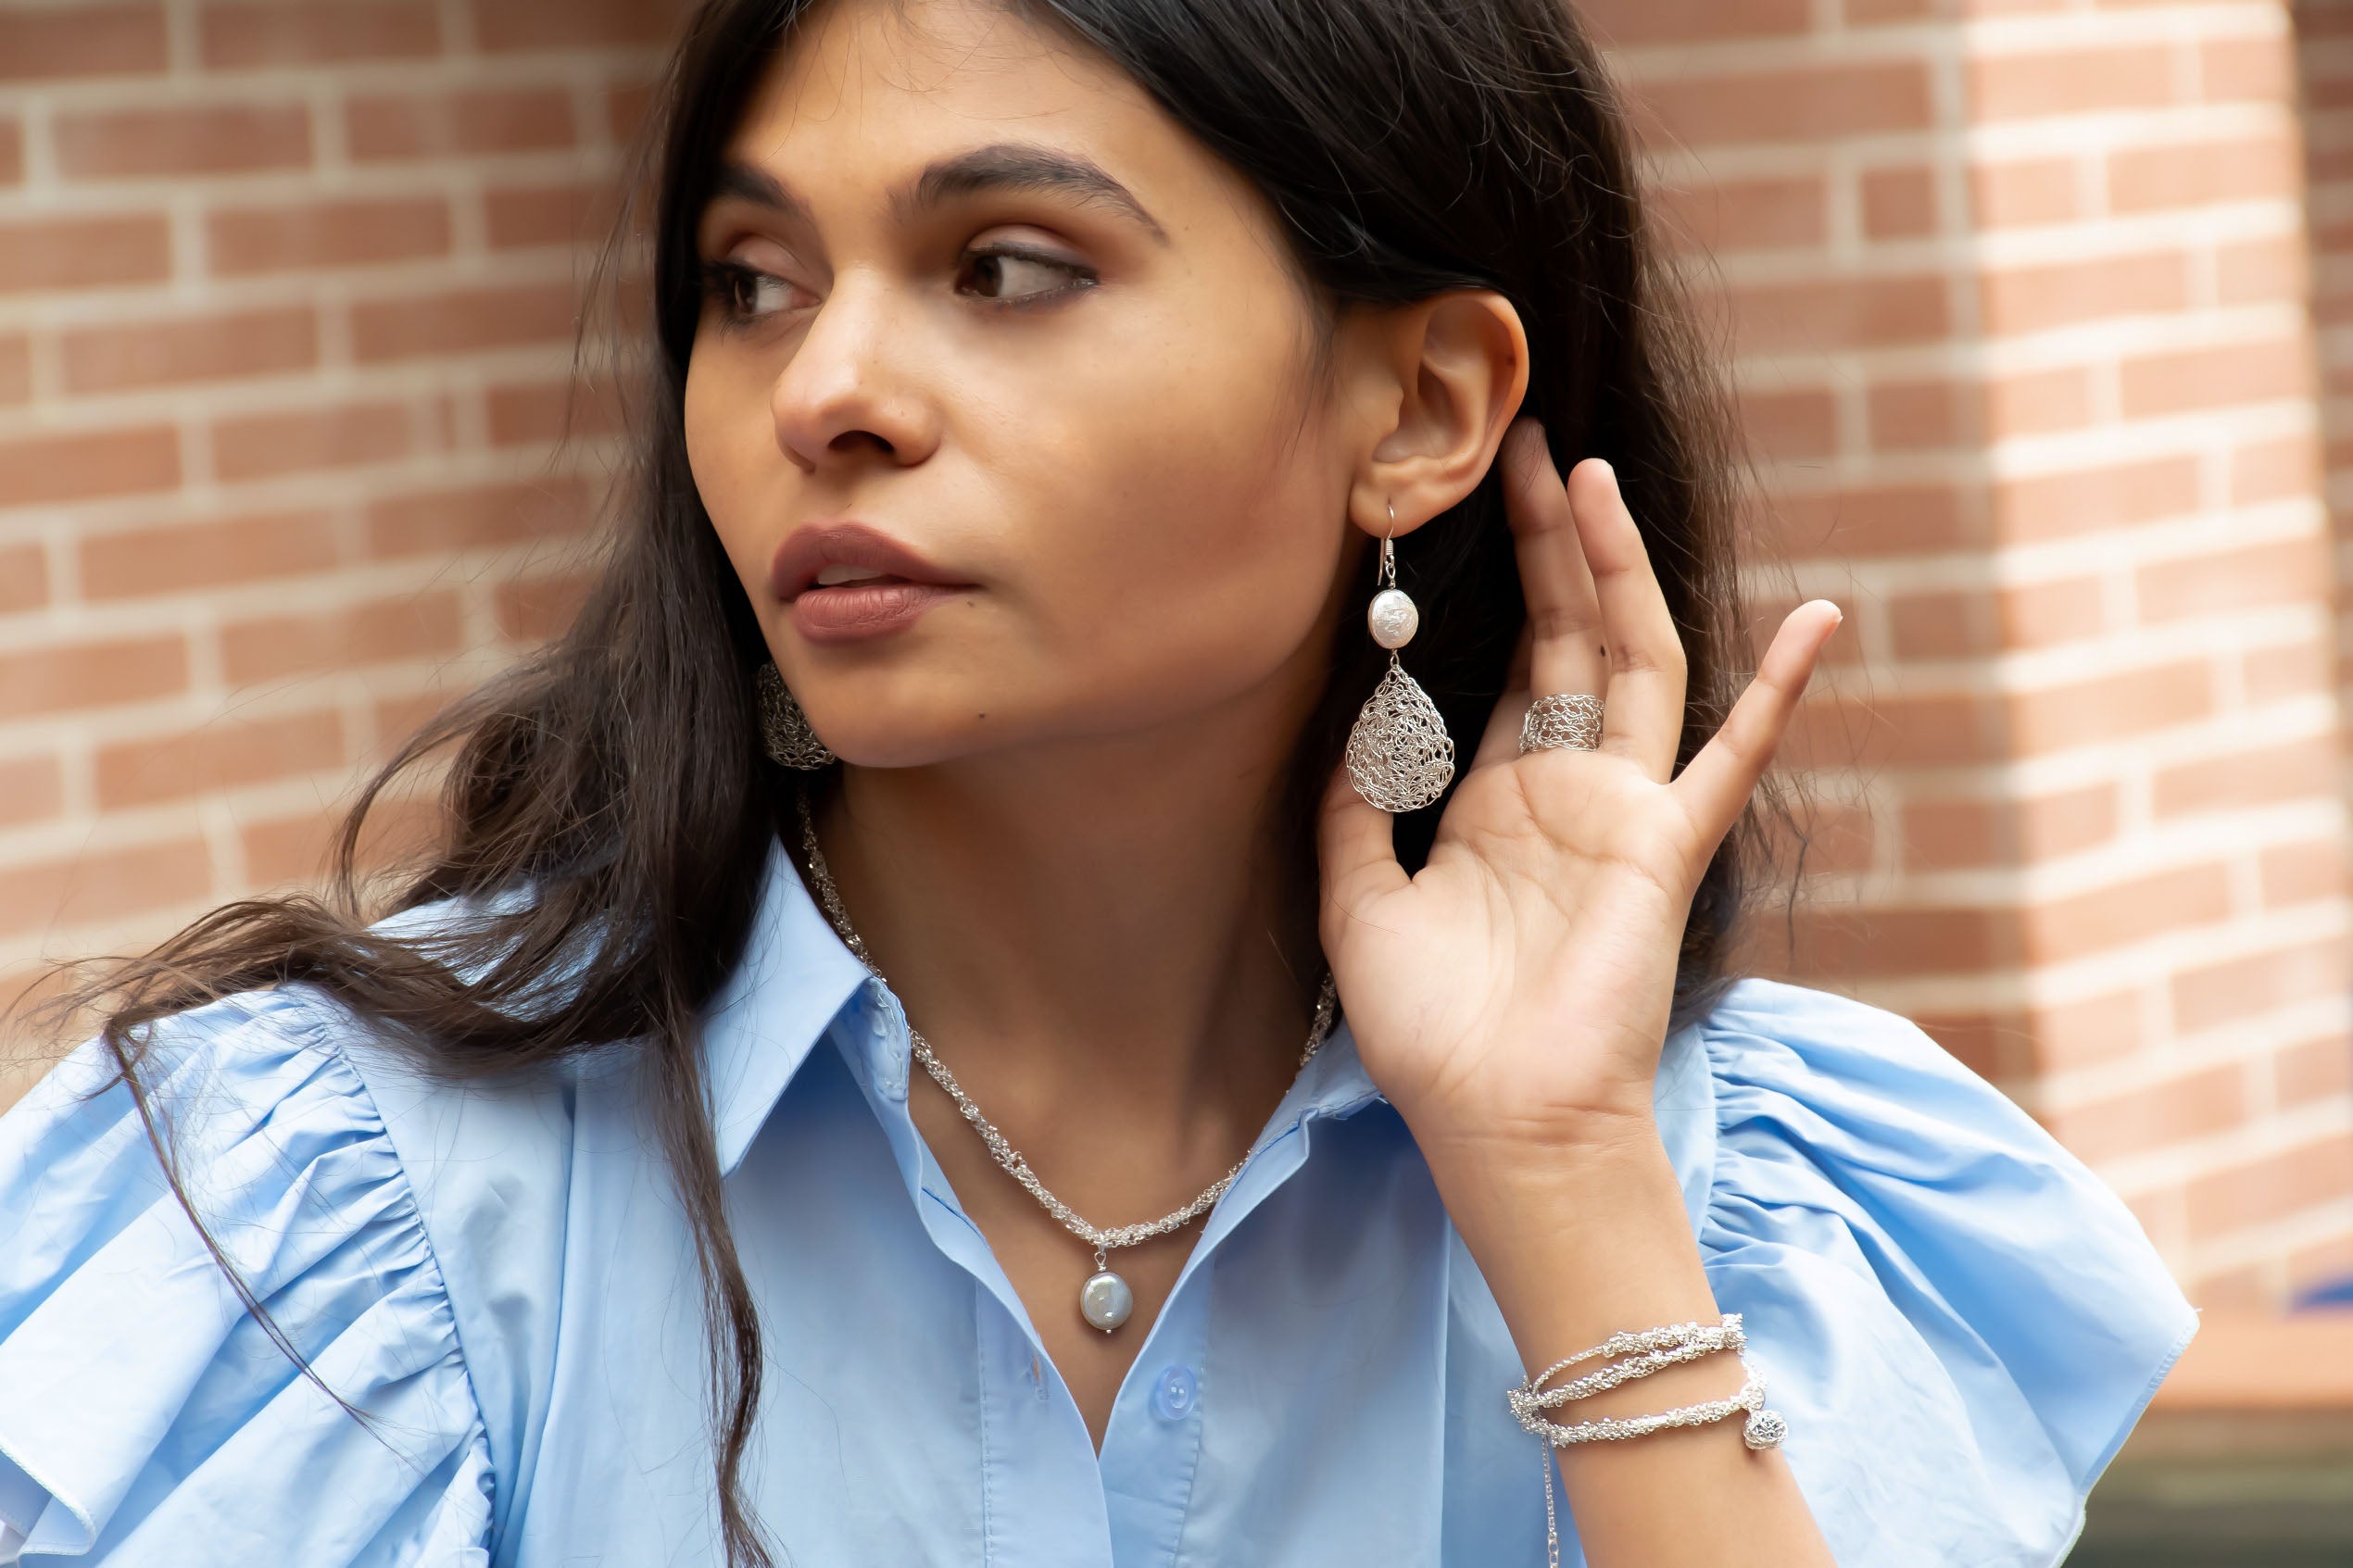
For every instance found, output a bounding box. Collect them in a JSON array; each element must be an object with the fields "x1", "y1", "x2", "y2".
[
  {"x1": 0, "y1": 980, "x2": 514, "y2": 1564},
  {"x1": 1670, "y1": 976, "x2": 2196, "y2": 1567}
]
